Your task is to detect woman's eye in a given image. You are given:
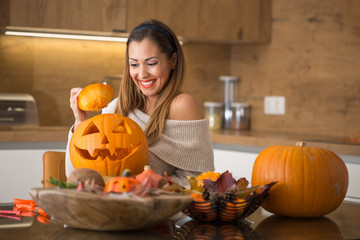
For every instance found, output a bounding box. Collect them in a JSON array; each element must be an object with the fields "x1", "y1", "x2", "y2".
[
  {"x1": 148, "y1": 62, "x2": 158, "y2": 66},
  {"x1": 130, "y1": 63, "x2": 138, "y2": 67}
]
